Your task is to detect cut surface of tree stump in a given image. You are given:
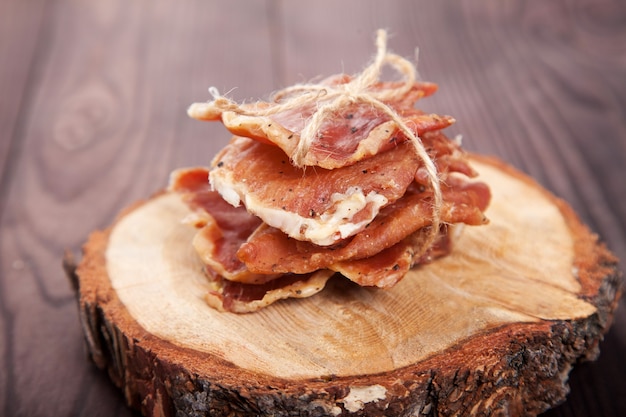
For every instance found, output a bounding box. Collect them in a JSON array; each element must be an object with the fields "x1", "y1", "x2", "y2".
[{"x1": 73, "y1": 155, "x2": 622, "y2": 417}]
